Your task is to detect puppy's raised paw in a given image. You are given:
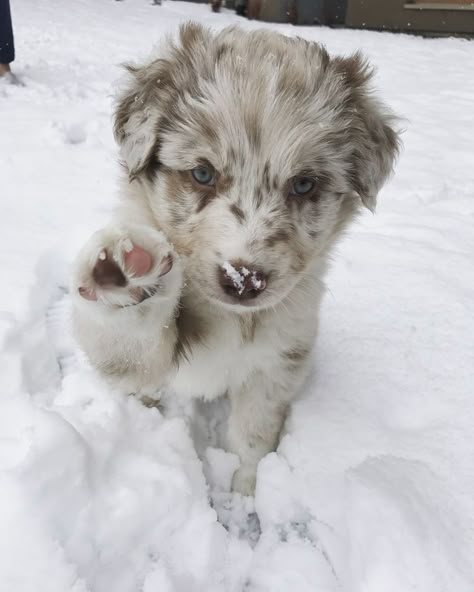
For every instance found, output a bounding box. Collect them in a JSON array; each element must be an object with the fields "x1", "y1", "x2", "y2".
[{"x1": 73, "y1": 225, "x2": 181, "y2": 308}]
